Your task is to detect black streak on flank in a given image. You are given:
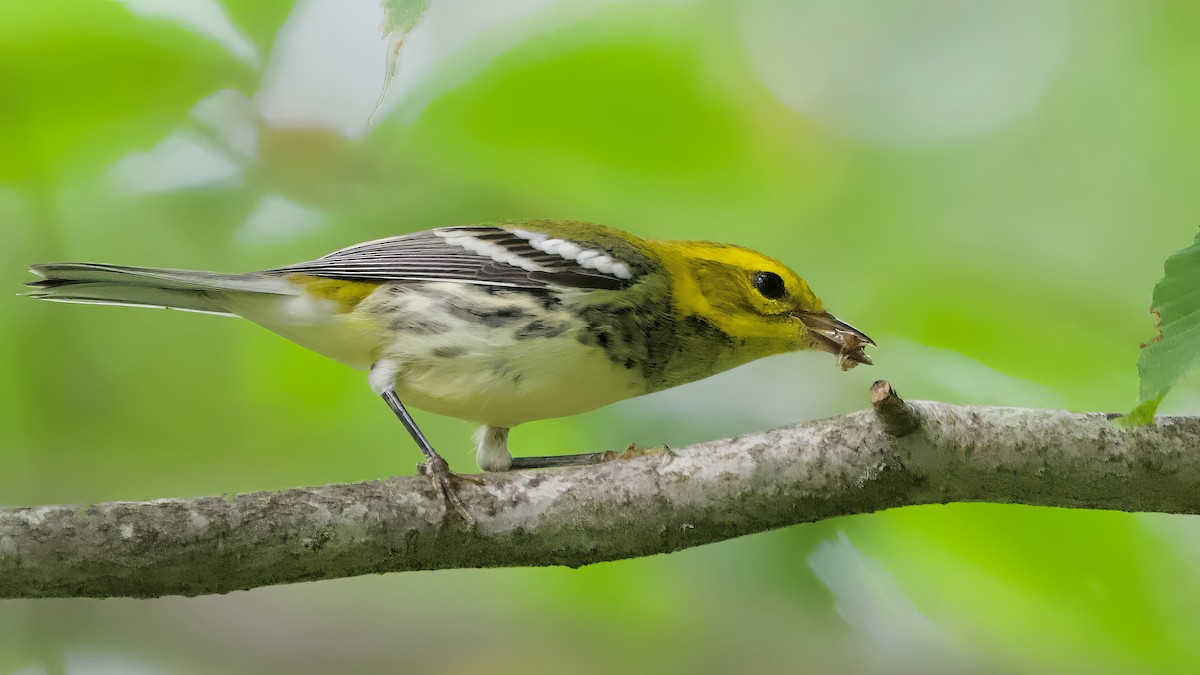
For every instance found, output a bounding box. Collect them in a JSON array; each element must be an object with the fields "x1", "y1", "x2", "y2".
[
  {"x1": 531, "y1": 293, "x2": 563, "y2": 312},
  {"x1": 432, "y1": 346, "x2": 467, "y2": 358},
  {"x1": 514, "y1": 320, "x2": 569, "y2": 340},
  {"x1": 390, "y1": 317, "x2": 452, "y2": 334},
  {"x1": 484, "y1": 286, "x2": 564, "y2": 313},
  {"x1": 448, "y1": 304, "x2": 531, "y2": 328},
  {"x1": 574, "y1": 288, "x2": 729, "y2": 390}
]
